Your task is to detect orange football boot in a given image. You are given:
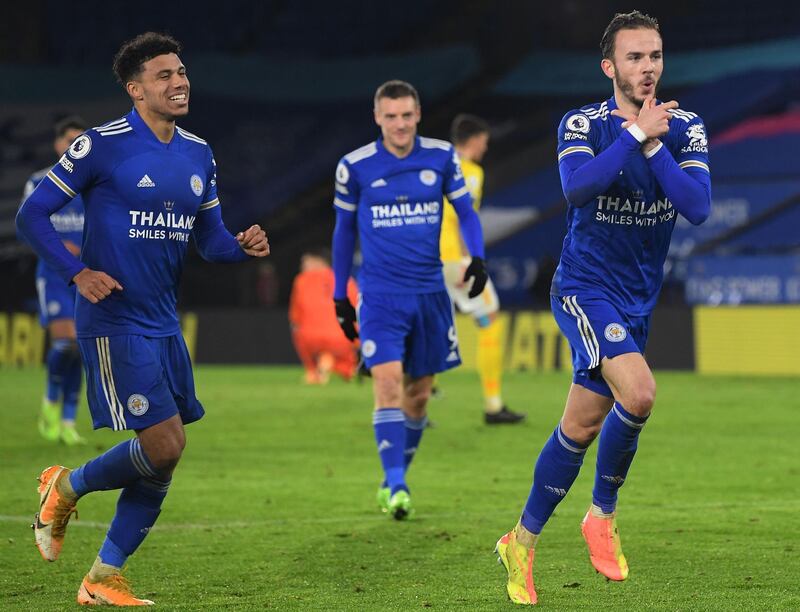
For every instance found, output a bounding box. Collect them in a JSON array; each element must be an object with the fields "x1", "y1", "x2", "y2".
[
  {"x1": 33, "y1": 465, "x2": 77, "y2": 561},
  {"x1": 77, "y1": 572, "x2": 154, "y2": 606},
  {"x1": 581, "y1": 508, "x2": 629, "y2": 581}
]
